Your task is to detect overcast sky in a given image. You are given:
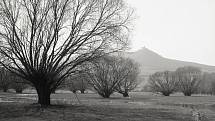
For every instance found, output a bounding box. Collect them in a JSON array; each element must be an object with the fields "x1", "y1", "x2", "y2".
[{"x1": 126, "y1": 0, "x2": 215, "y2": 66}]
